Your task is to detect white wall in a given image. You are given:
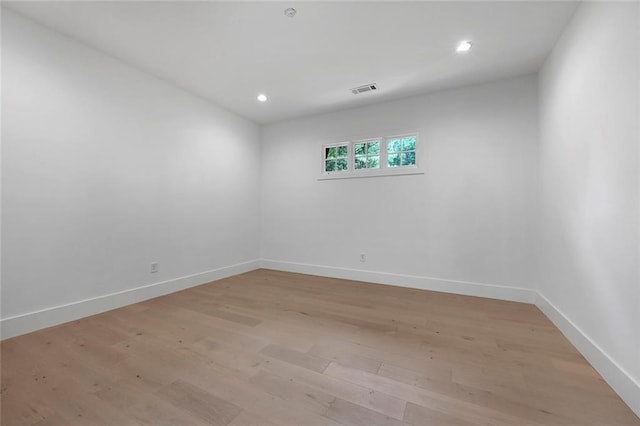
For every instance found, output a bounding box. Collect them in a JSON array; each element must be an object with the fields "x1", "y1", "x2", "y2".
[
  {"x1": 538, "y1": 0, "x2": 639, "y2": 415},
  {"x1": 1, "y1": 9, "x2": 261, "y2": 336},
  {"x1": 261, "y1": 75, "x2": 538, "y2": 300}
]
